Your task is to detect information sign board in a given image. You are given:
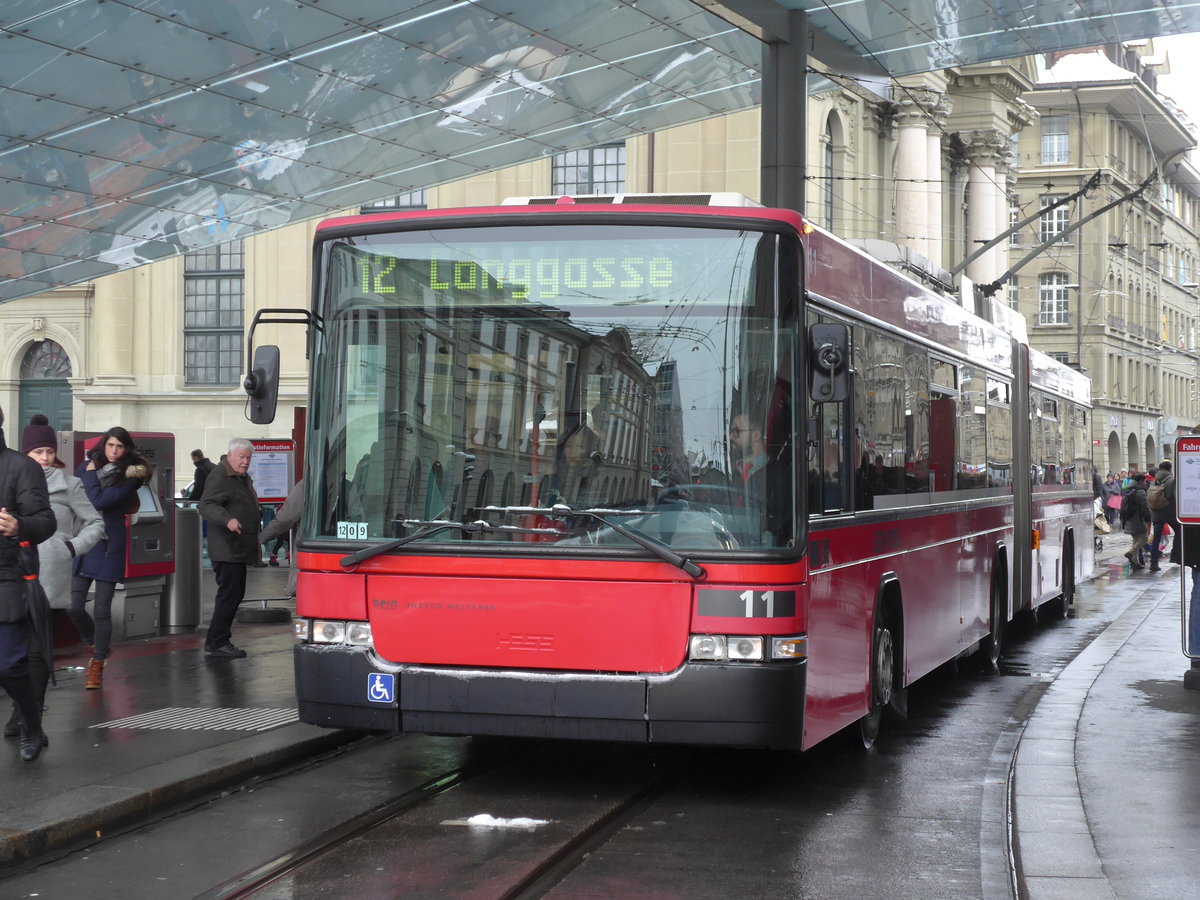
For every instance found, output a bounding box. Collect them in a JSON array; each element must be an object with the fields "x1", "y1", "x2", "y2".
[{"x1": 248, "y1": 439, "x2": 296, "y2": 503}]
